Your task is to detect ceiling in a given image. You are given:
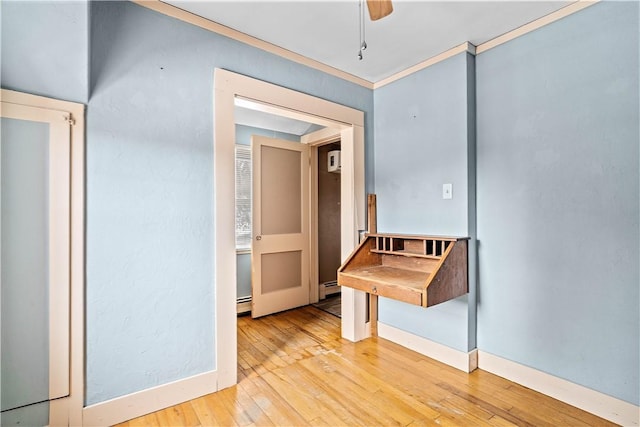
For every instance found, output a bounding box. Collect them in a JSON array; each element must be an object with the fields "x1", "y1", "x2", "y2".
[
  {"x1": 235, "y1": 104, "x2": 325, "y2": 136},
  {"x1": 164, "y1": 0, "x2": 573, "y2": 83}
]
